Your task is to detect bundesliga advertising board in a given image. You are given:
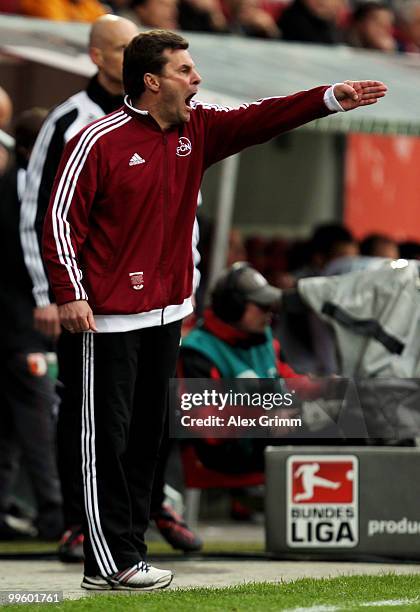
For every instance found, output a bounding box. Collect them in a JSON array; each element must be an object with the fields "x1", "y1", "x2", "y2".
[{"x1": 286, "y1": 455, "x2": 358, "y2": 548}]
